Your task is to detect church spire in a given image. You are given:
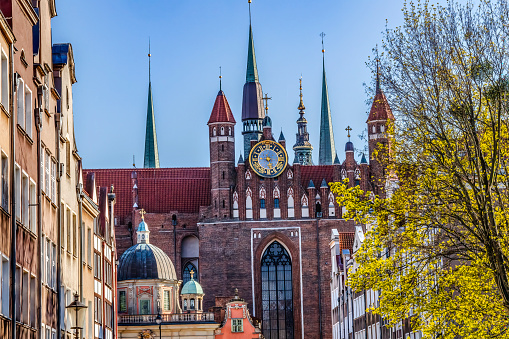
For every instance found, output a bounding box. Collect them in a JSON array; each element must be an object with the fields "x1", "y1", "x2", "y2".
[
  {"x1": 318, "y1": 32, "x2": 336, "y2": 165},
  {"x1": 293, "y1": 76, "x2": 313, "y2": 165},
  {"x1": 144, "y1": 43, "x2": 160, "y2": 168},
  {"x1": 241, "y1": 0, "x2": 265, "y2": 157}
]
